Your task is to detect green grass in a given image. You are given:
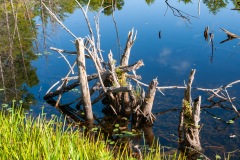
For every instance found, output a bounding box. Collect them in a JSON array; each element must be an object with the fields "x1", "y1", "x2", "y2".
[
  {"x1": 0, "y1": 106, "x2": 113, "y2": 160},
  {"x1": 0, "y1": 104, "x2": 180, "y2": 160}
]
